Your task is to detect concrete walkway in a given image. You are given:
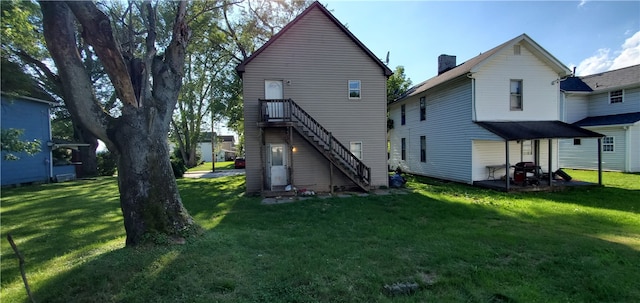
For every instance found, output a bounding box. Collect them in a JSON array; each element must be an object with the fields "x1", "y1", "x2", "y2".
[{"x1": 183, "y1": 169, "x2": 245, "y2": 179}]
